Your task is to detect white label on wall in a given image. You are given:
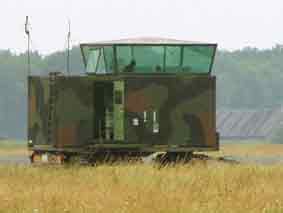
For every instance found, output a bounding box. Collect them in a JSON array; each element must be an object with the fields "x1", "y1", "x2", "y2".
[
  {"x1": 133, "y1": 118, "x2": 139, "y2": 126},
  {"x1": 153, "y1": 123, "x2": 159, "y2": 133}
]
